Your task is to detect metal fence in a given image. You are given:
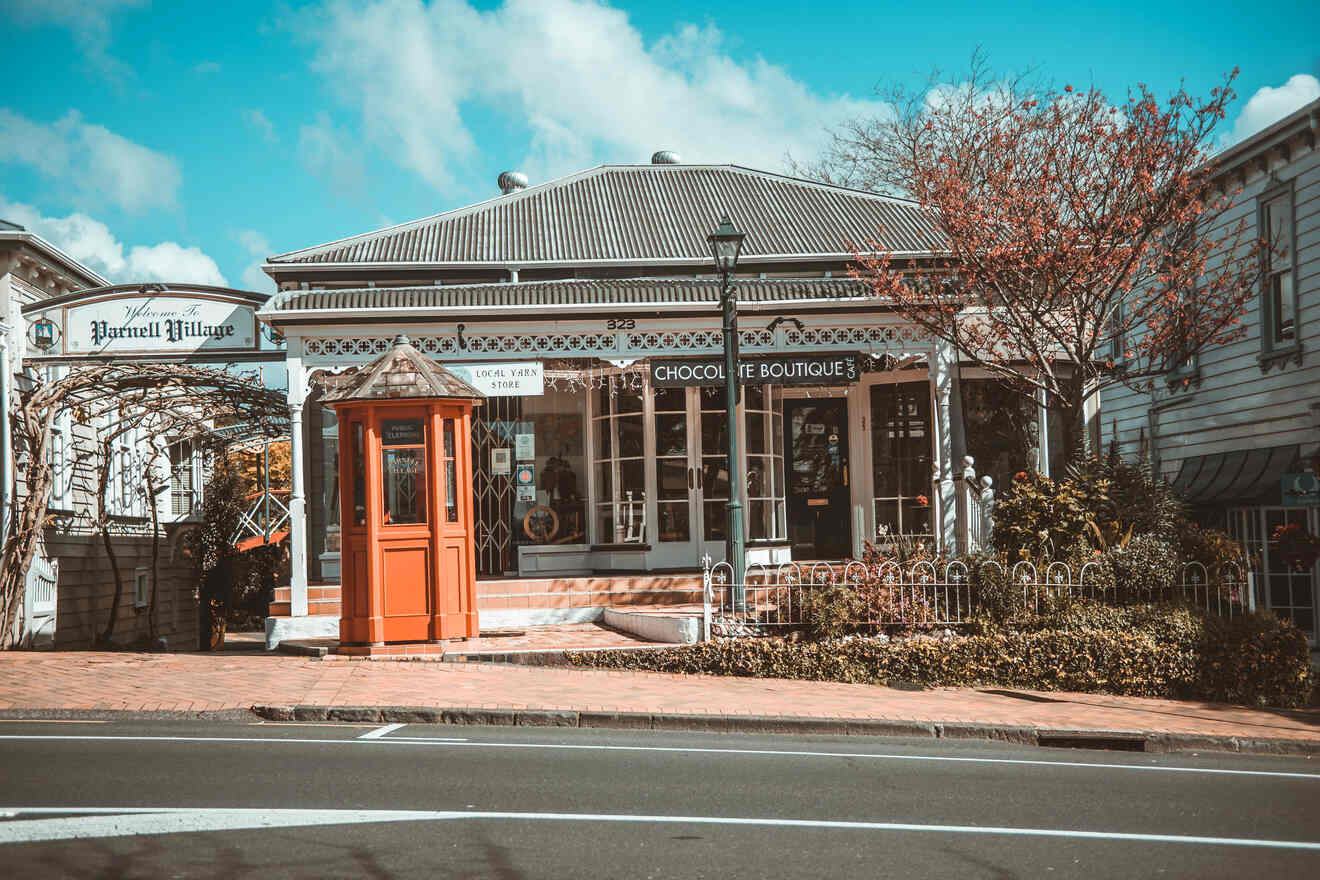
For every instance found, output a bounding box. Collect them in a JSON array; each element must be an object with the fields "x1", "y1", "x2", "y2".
[{"x1": 701, "y1": 557, "x2": 1253, "y2": 640}]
